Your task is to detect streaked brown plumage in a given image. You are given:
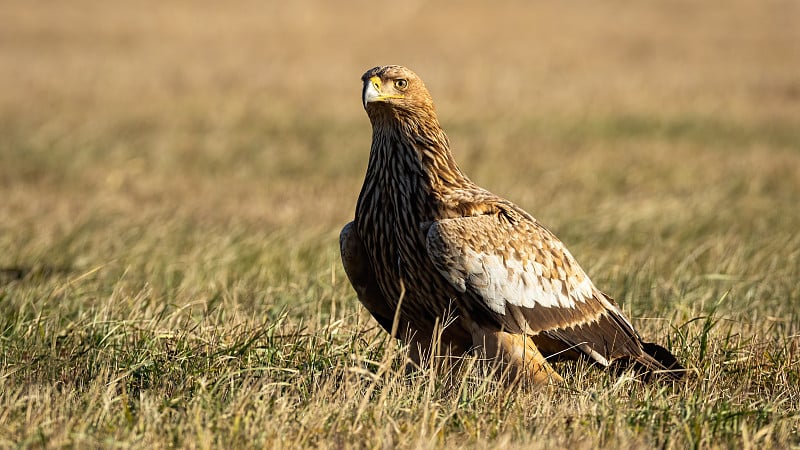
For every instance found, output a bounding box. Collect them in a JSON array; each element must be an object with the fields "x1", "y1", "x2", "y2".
[{"x1": 340, "y1": 65, "x2": 684, "y2": 383}]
